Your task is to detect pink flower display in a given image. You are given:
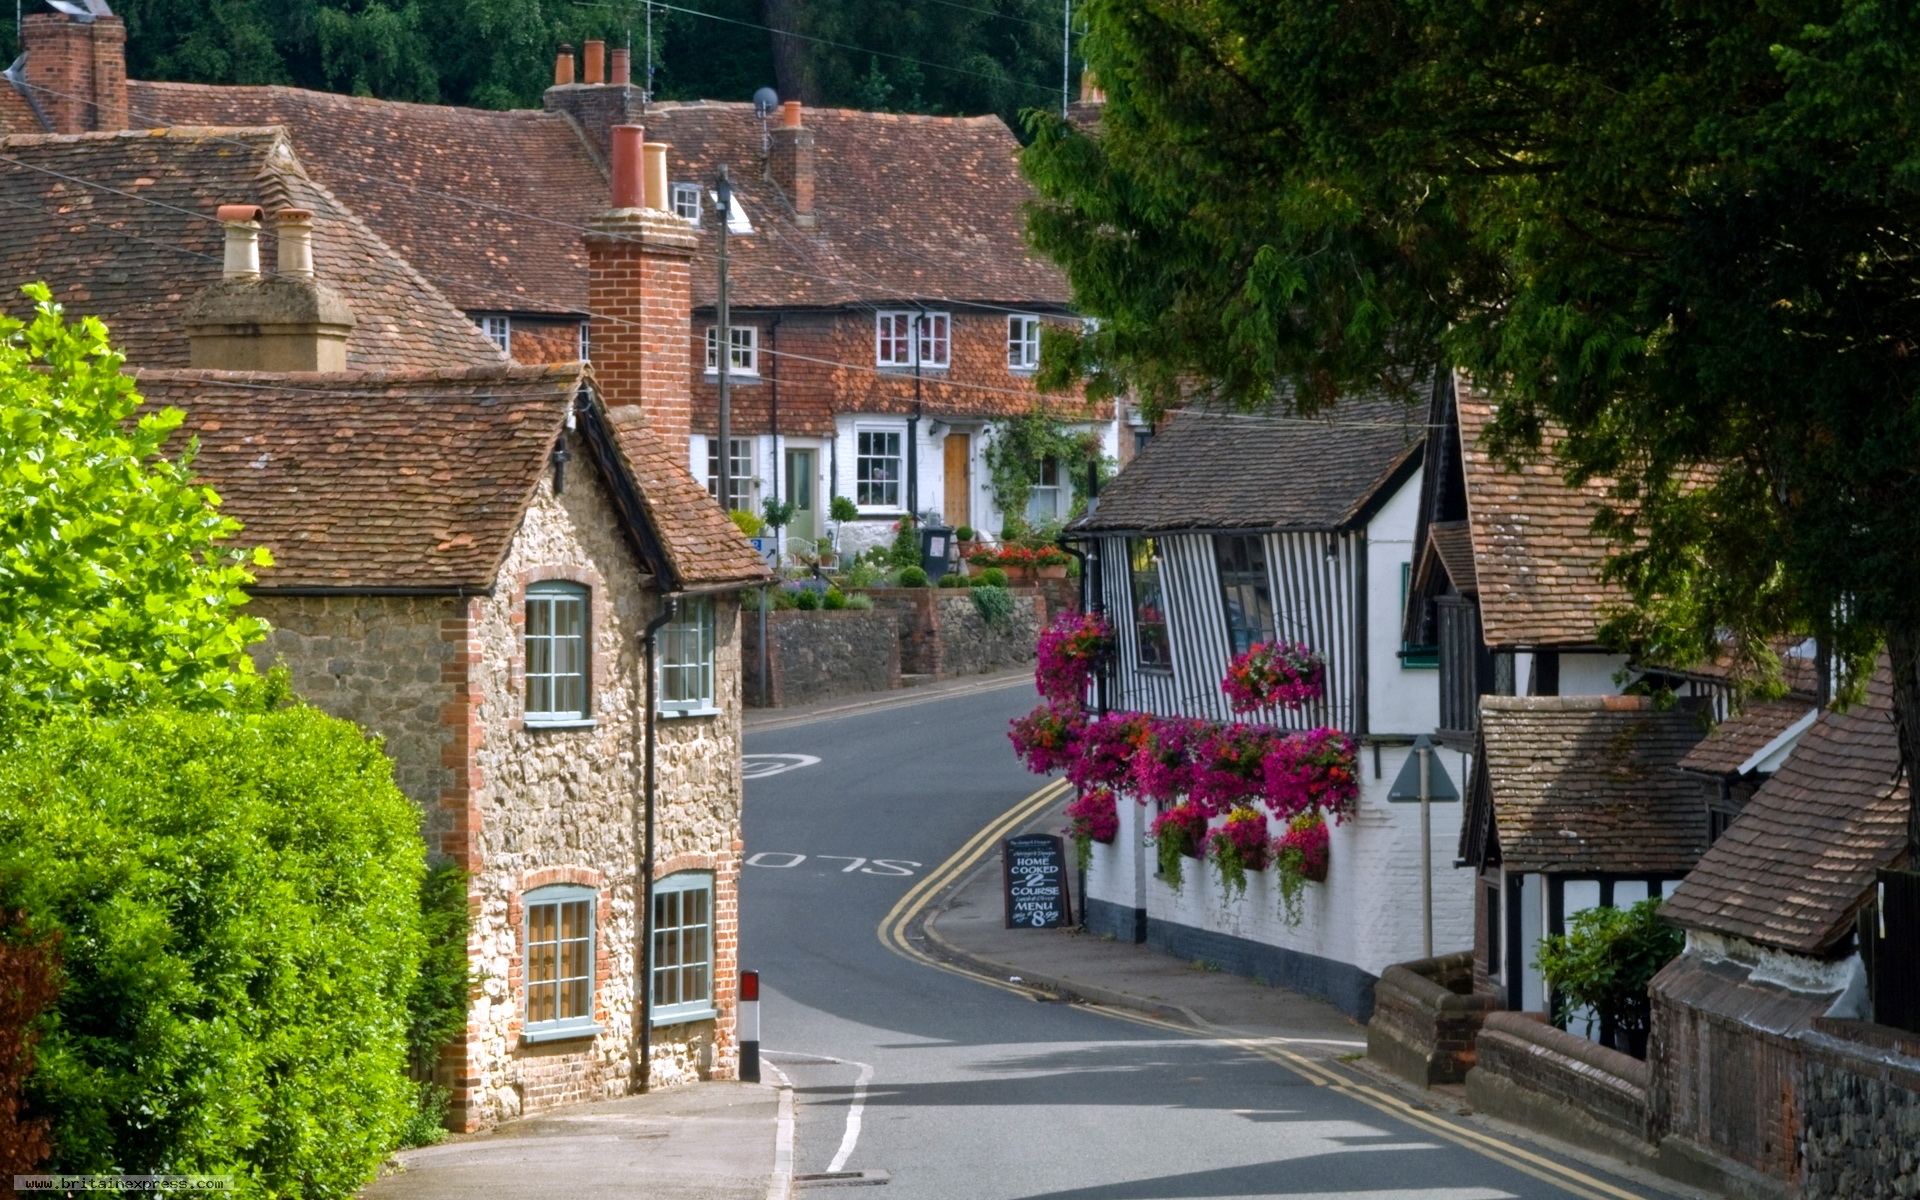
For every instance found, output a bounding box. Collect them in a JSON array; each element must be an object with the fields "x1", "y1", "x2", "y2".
[
  {"x1": 1131, "y1": 717, "x2": 1204, "y2": 803},
  {"x1": 1007, "y1": 705, "x2": 1083, "y2": 774},
  {"x1": 1221, "y1": 642, "x2": 1327, "y2": 714},
  {"x1": 1065, "y1": 789, "x2": 1120, "y2": 869},
  {"x1": 1260, "y1": 727, "x2": 1360, "y2": 822},
  {"x1": 1278, "y1": 811, "x2": 1330, "y2": 882},
  {"x1": 1069, "y1": 712, "x2": 1148, "y2": 791},
  {"x1": 1034, "y1": 611, "x2": 1113, "y2": 711},
  {"x1": 1188, "y1": 723, "x2": 1274, "y2": 815},
  {"x1": 1149, "y1": 799, "x2": 1210, "y2": 891},
  {"x1": 1206, "y1": 807, "x2": 1273, "y2": 898}
]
